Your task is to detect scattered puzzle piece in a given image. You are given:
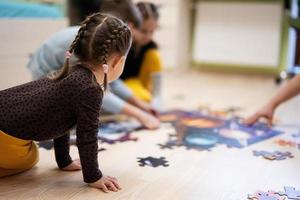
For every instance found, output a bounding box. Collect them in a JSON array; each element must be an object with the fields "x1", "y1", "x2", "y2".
[
  {"x1": 98, "y1": 132, "x2": 138, "y2": 144},
  {"x1": 253, "y1": 150, "x2": 294, "y2": 161},
  {"x1": 275, "y1": 139, "x2": 297, "y2": 147},
  {"x1": 248, "y1": 190, "x2": 286, "y2": 200},
  {"x1": 137, "y1": 156, "x2": 169, "y2": 167},
  {"x1": 277, "y1": 186, "x2": 300, "y2": 200}
]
